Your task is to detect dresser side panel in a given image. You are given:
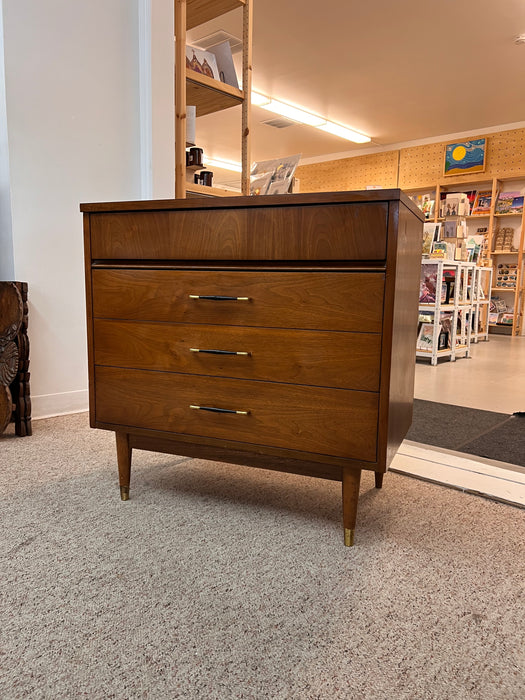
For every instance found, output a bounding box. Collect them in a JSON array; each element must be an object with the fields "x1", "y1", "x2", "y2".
[{"x1": 379, "y1": 201, "x2": 423, "y2": 469}]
